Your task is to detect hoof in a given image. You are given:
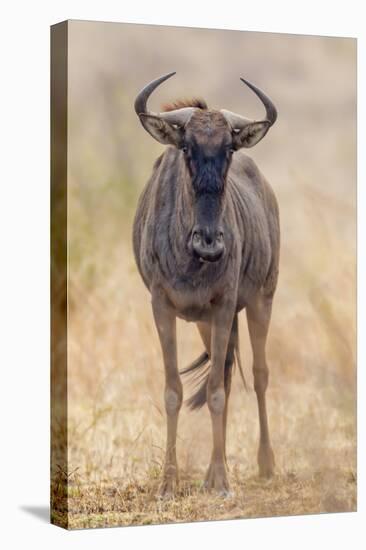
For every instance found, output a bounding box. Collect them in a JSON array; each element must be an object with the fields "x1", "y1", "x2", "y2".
[
  {"x1": 157, "y1": 471, "x2": 178, "y2": 499},
  {"x1": 203, "y1": 460, "x2": 230, "y2": 495},
  {"x1": 258, "y1": 444, "x2": 275, "y2": 478}
]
